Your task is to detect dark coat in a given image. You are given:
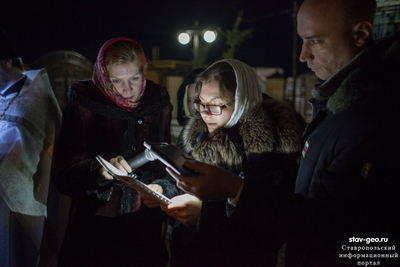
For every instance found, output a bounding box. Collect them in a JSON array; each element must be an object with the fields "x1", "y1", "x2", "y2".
[
  {"x1": 52, "y1": 80, "x2": 174, "y2": 267},
  {"x1": 172, "y1": 95, "x2": 303, "y2": 267},
  {"x1": 232, "y1": 36, "x2": 400, "y2": 267}
]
